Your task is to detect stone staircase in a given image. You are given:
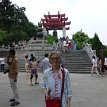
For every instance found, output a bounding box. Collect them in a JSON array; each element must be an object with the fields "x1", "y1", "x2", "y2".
[
  {"x1": 60, "y1": 50, "x2": 92, "y2": 73},
  {"x1": 0, "y1": 47, "x2": 92, "y2": 74}
]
